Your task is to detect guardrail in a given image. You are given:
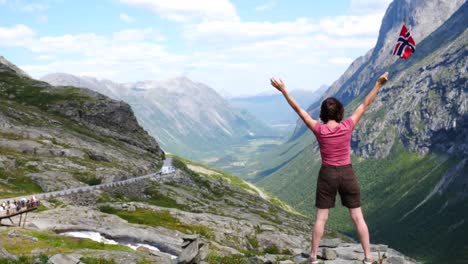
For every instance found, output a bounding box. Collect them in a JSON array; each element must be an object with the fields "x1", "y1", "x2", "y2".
[{"x1": 0, "y1": 170, "x2": 177, "y2": 206}]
